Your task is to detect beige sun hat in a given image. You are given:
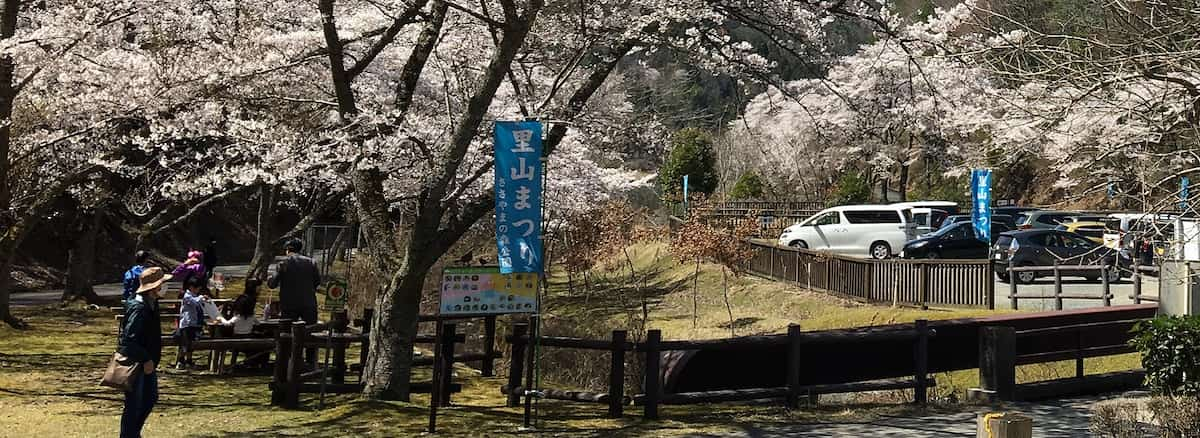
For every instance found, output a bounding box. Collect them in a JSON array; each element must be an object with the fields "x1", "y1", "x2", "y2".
[{"x1": 136, "y1": 267, "x2": 173, "y2": 293}]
